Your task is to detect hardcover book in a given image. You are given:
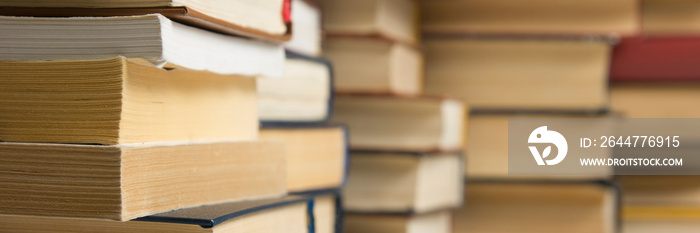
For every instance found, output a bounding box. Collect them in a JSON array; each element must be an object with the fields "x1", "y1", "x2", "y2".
[
  {"x1": 467, "y1": 113, "x2": 611, "y2": 179},
  {"x1": 308, "y1": 191, "x2": 344, "y2": 233},
  {"x1": 319, "y1": 0, "x2": 419, "y2": 45},
  {"x1": 0, "y1": 141, "x2": 286, "y2": 221},
  {"x1": 260, "y1": 125, "x2": 348, "y2": 193},
  {"x1": 0, "y1": 57, "x2": 258, "y2": 145},
  {"x1": 0, "y1": 0, "x2": 292, "y2": 41},
  {"x1": 332, "y1": 94, "x2": 466, "y2": 152},
  {"x1": 419, "y1": 0, "x2": 639, "y2": 36},
  {"x1": 259, "y1": 52, "x2": 334, "y2": 124},
  {"x1": 611, "y1": 82, "x2": 700, "y2": 118},
  {"x1": 423, "y1": 35, "x2": 613, "y2": 111},
  {"x1": 624, "y1": 214, "x2": 700, "y2": 233},
  {"x1": 454, "y1": 181, "x2": 618, "y2": 233},
  {"x1": 285, "y1": 0, "x2": 322, "y2": 56},
  {"x1": 0, "y1": 195, "x2": 313, "y2": 233},
  {"x1": 0, "y1": 14, "x2": 284, "y2": 77},
  {"x1": 324, "y1": 36, "x2": 423, "y2": 96},
  {"x1": 621, "y1": 176, "x2": 700, "y2": 207},
  {"x1": 343, "y1": 151, "x2": 463, "y2": 213},
  {"x1": 345, "y1": 211, "x2": 451, "y2": 233}
]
